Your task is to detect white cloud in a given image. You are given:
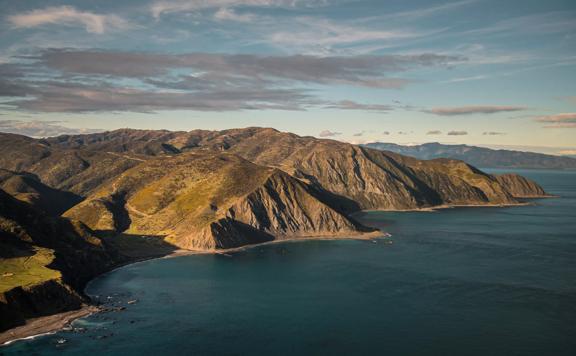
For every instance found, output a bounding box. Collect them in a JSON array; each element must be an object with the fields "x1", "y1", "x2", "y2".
[
  {"x1": 151, "y1": 0, "x2": 329, "y2": 18},
  {"x1": 7, "y1": 6, "x2": 132, "y2": 34},
  {"x1": 214, "y1": 7, "x2": 256, "y2": 22},
  {"x1": 267, "y1": 17, "x2": 421, "y2": 53}
]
